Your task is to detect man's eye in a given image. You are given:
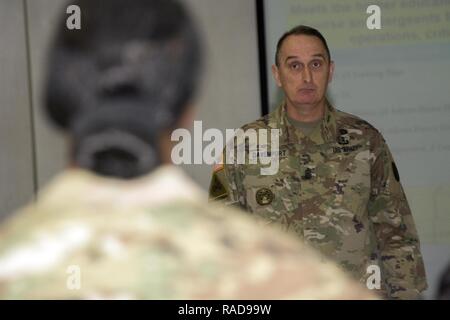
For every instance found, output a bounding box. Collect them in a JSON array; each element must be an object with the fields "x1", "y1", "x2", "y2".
[
  {"x1": 290, "y1": 63, "x2": 300, "y2": 70},
  {"x1": 311, "y1": 61, "x2": 322, "y2": 68}
]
